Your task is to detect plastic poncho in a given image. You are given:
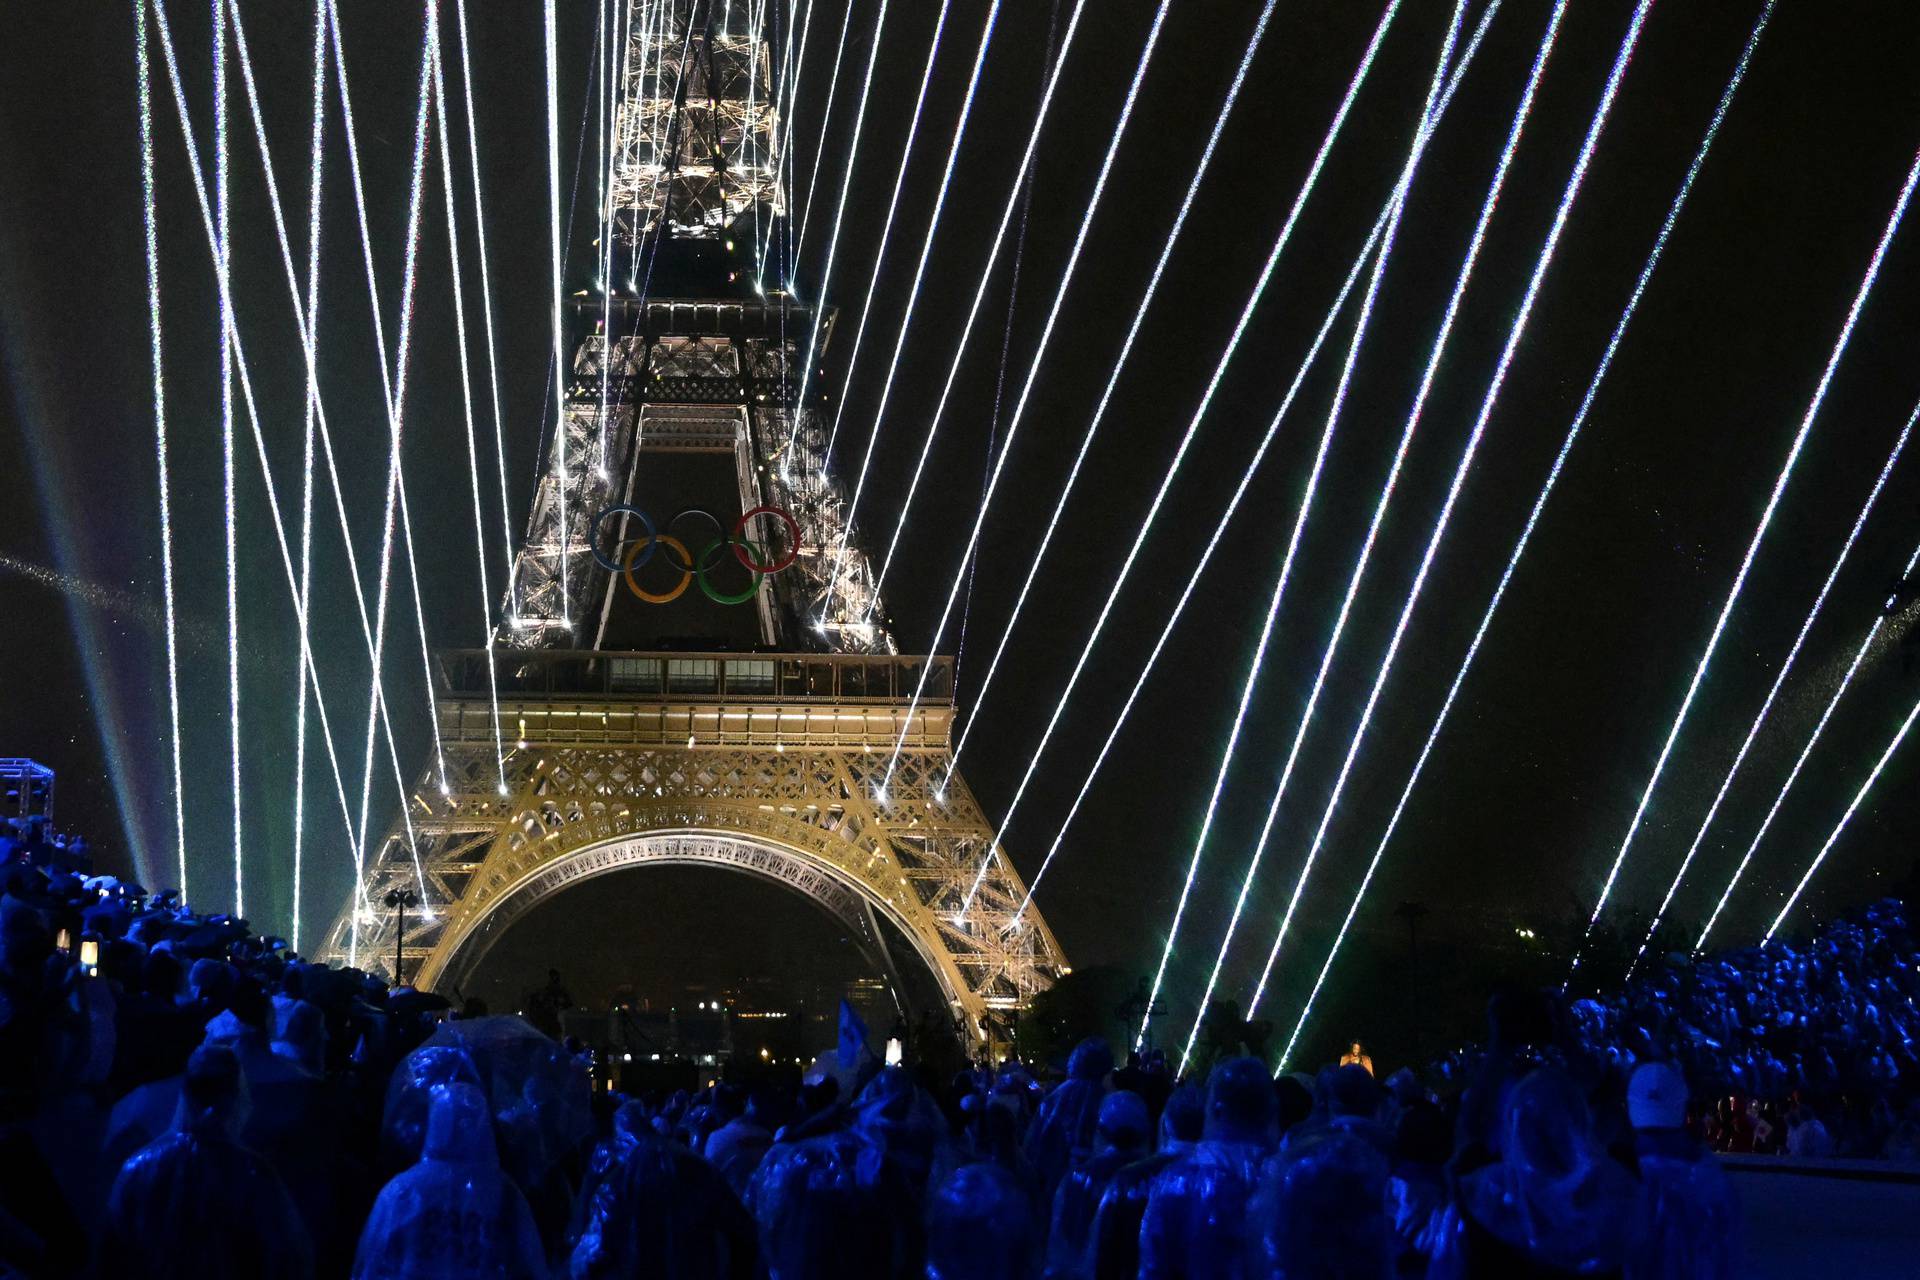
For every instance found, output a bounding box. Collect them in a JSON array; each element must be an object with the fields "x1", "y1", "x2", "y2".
[
  {"x1": 748, "y1": 1131, "x2": 893, "y2": 1280},
  {"x1": 1046, "y1": 1092, "x2": 1149, "y2": 1280},
  {"x1": 703, "y1": 1114, "x2": 773, "y2": 1198},
  {"x1": 100, "y1": 1121, "x2": 311, "y2": 1280},
  {"x1": 1246, "y1": 1133, "x2": 1392, "y2": 1280},
  {"x1": 1137, "y1": 1137, "x2": 1272, "y2": 1280},
  {"x1": 383, "y1": 1018, "x2": 590, "y2": 1180},
  {"x1": 1624, "y1": 1129, "x2": 1740, "y2": 1280},
  {"x1": 927, "y1": 1162, "x2": 1040, "y2": 1280},
  {"x1": 571, "y1": 1129, "x2": 759, "y2": 1279},
  {"x1": 1429, "y1": 1068, "x2": 1636, "y2": 1279},
  {"x1": 351, "y1": 1082, "x2": 546, "y2": 1280},
  {"x1": 1025, "y1": 1038, "x2": 1114, "y2": 1202}
]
